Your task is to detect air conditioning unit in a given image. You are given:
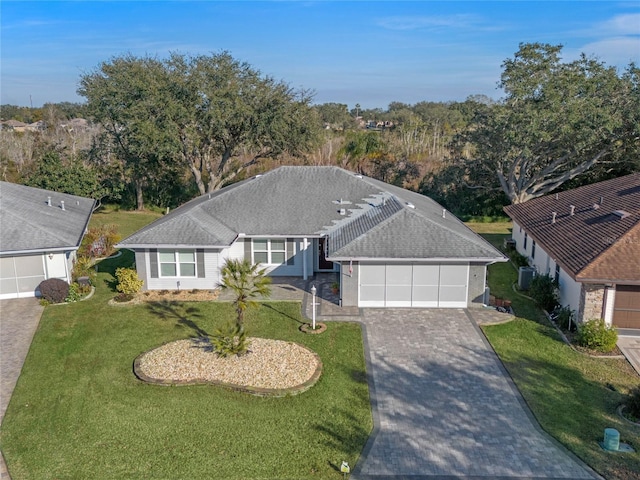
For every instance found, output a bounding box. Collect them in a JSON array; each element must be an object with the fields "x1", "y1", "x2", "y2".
[{"x1": 518, "y1": 266, "x2": 536, "y2": 290}]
